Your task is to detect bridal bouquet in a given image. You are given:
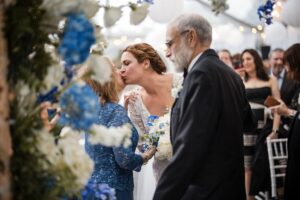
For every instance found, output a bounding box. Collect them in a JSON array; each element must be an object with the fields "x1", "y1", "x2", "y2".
[{"x1": 142, "y1": 113, "x2": 173, "y2": 160}]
